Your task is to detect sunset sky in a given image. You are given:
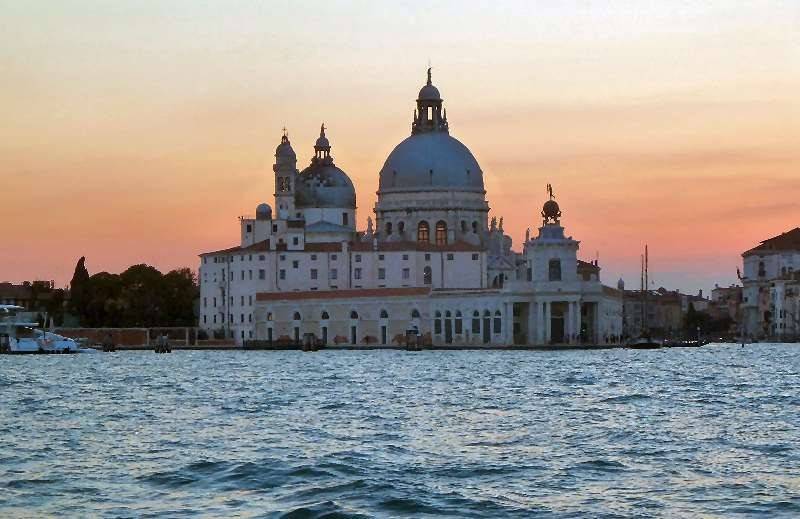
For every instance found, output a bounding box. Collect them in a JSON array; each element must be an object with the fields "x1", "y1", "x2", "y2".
[{"x1": 2, "y1": 1, "x2": 798, "y2": 293}]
